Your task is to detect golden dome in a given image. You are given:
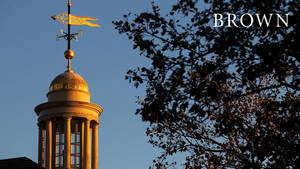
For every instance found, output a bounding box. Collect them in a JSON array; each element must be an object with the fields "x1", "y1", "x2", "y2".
[{"x1": 49, "y1": 71, "x2": 89, "y2": 93}]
